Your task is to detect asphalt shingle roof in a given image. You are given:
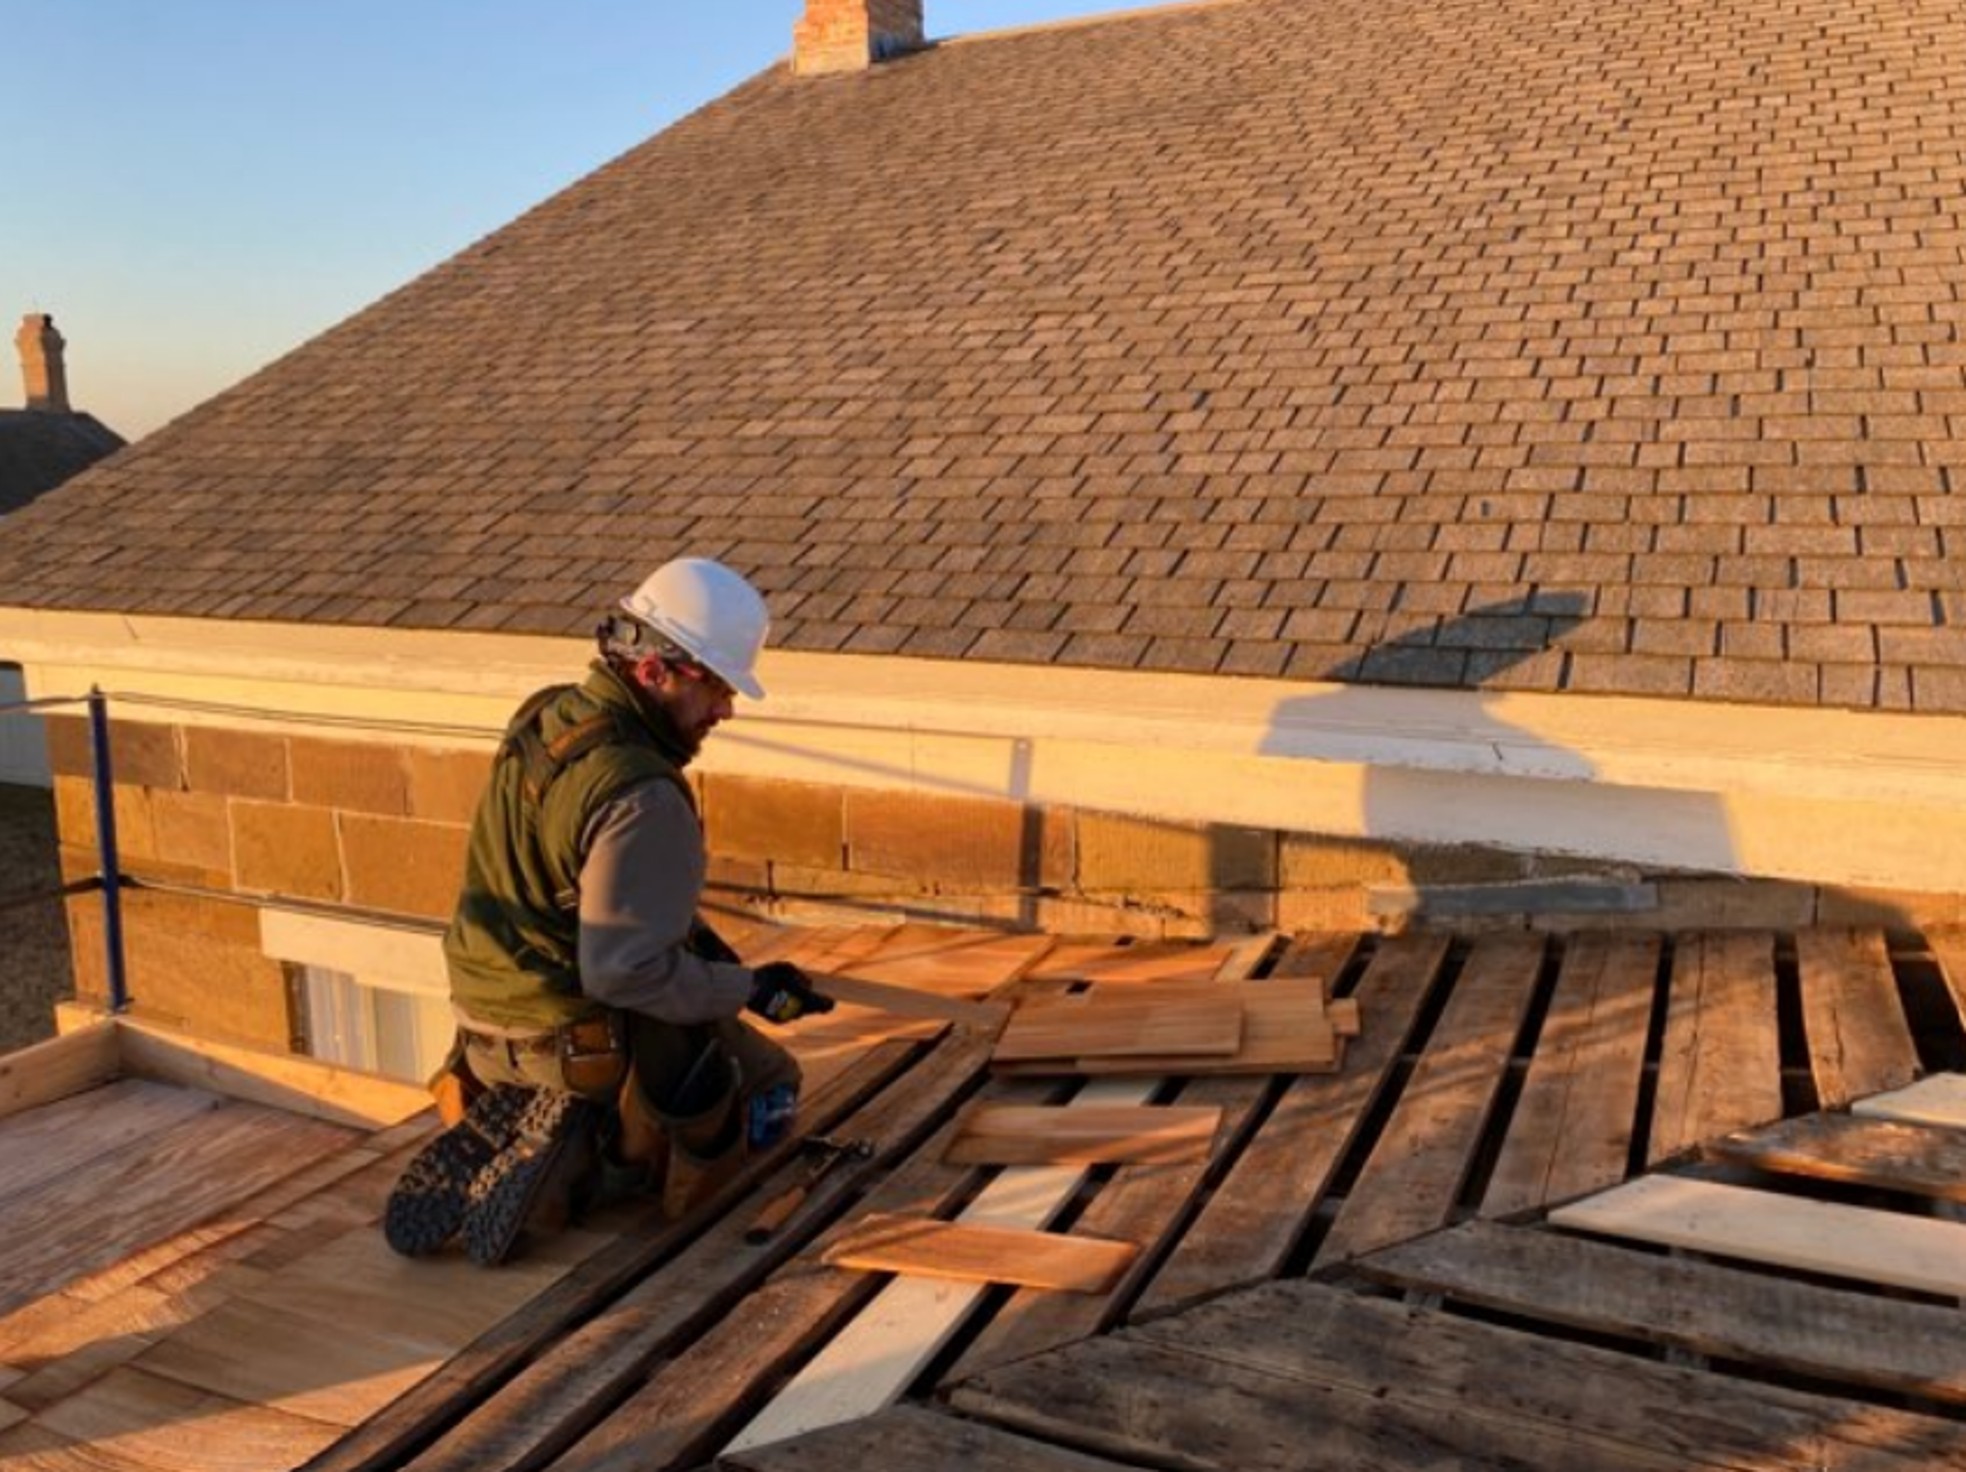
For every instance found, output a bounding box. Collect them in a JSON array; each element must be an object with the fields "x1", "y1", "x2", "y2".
[
  {"x1": 2, "y1": 0, "x2": 1965, "y2": 710},
  {"x1": 0, "y1": 410, "x2": 123, "y2": 519}
]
